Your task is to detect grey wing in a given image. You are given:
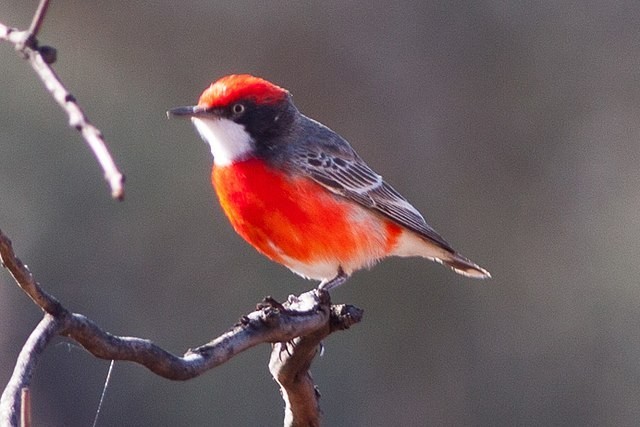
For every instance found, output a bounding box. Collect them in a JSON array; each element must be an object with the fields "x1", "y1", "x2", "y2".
[{"x1": 290, "y1": 144, "x2": 455, "y2": 254}]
